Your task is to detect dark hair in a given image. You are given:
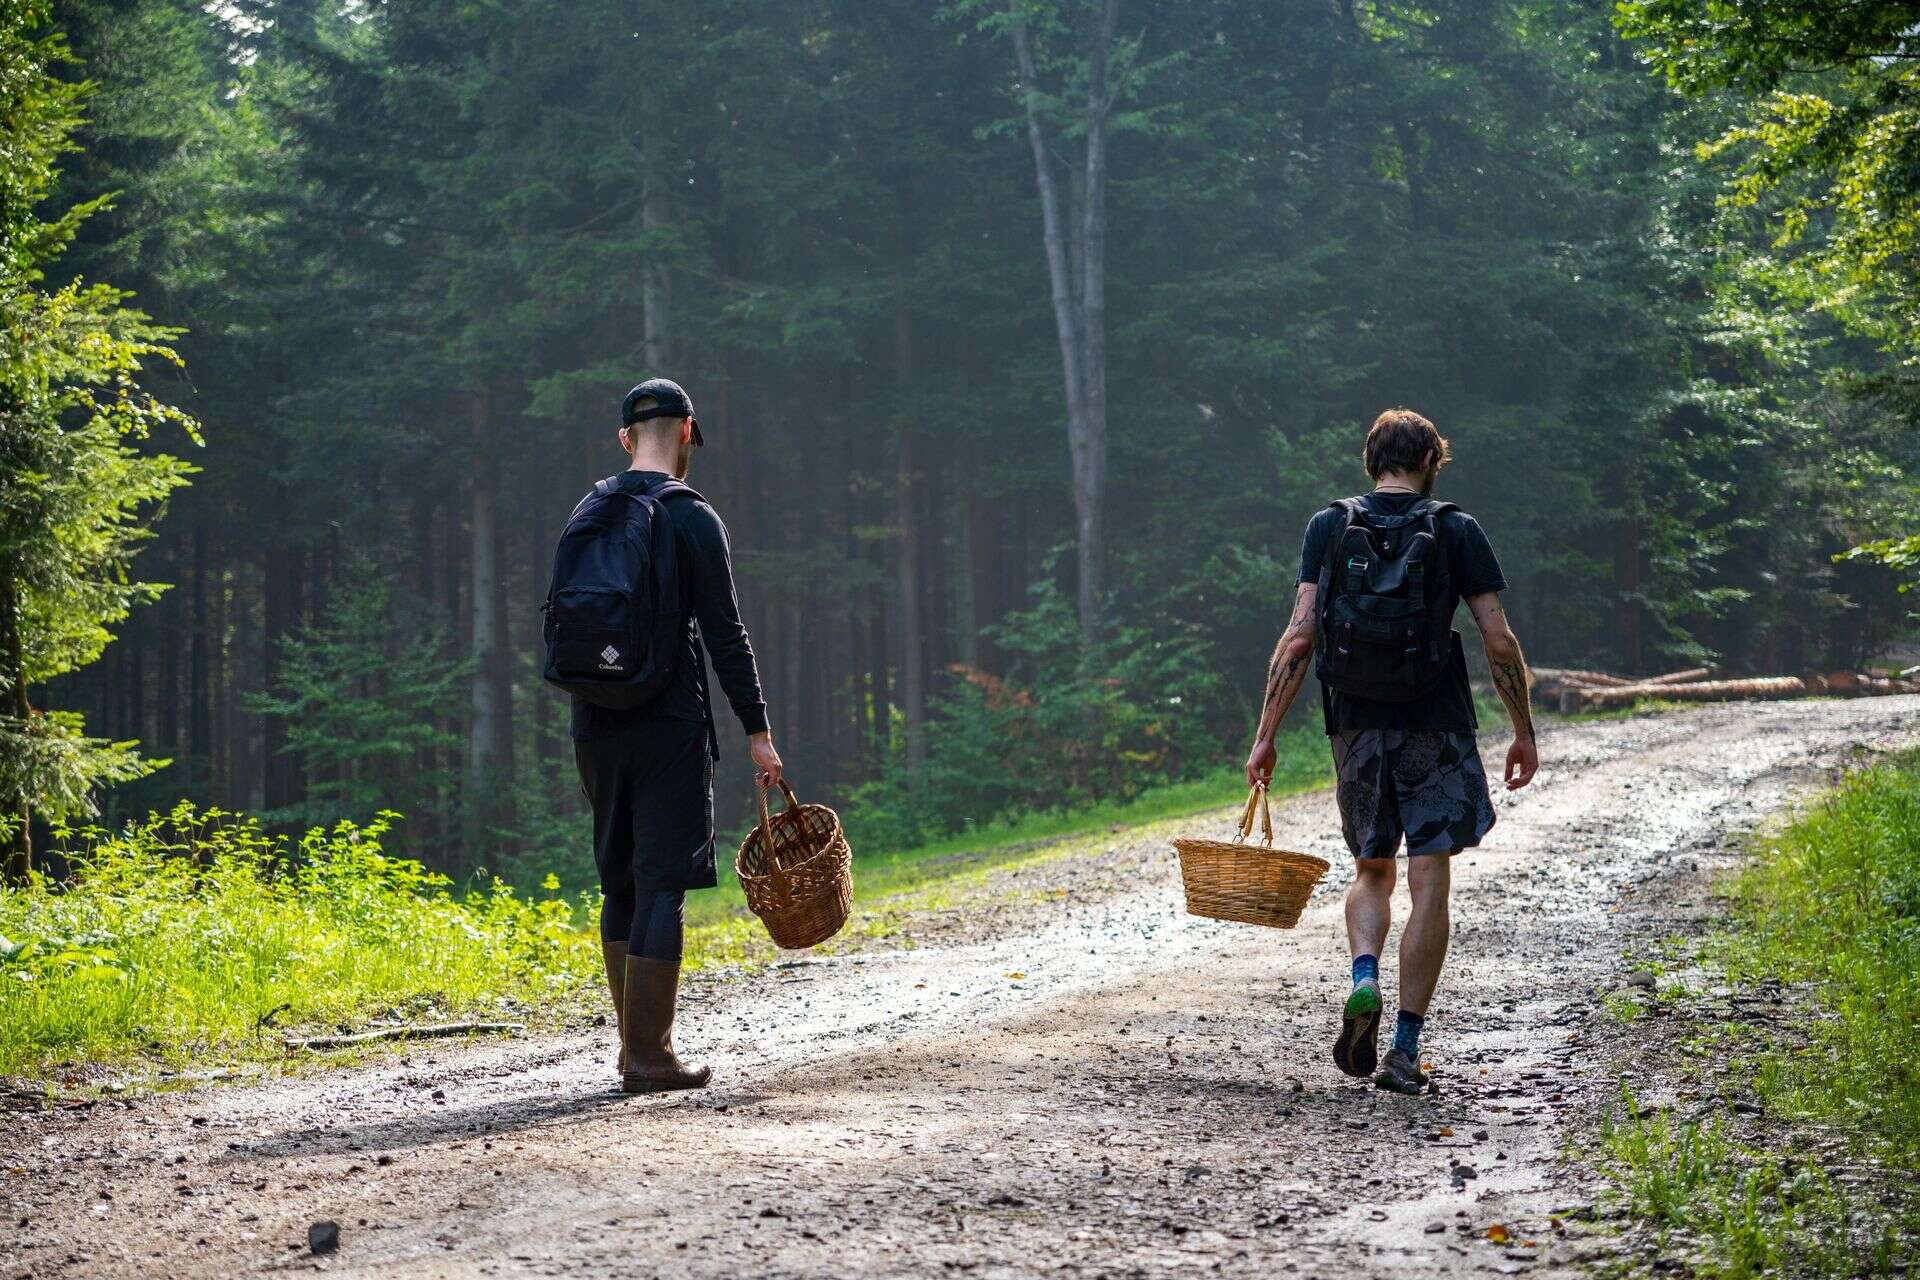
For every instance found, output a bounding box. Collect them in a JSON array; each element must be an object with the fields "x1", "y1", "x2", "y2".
[{"x1": 1363, "y1": 408, "x2": 1450, "y2": 479}]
